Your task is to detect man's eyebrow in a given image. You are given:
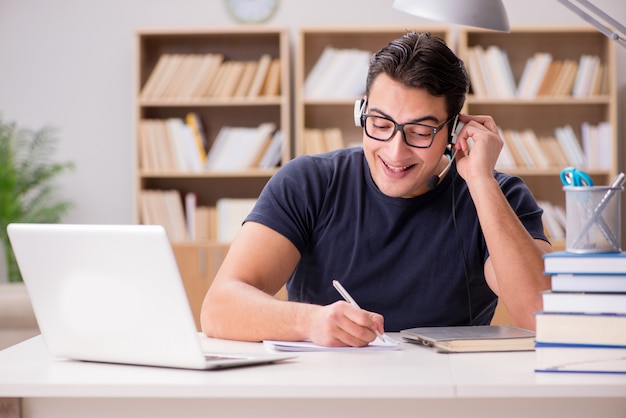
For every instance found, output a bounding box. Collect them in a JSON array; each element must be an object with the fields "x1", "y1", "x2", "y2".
[{"x1": 368, "y1": 107, "x2": 441, "y2": 124}]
